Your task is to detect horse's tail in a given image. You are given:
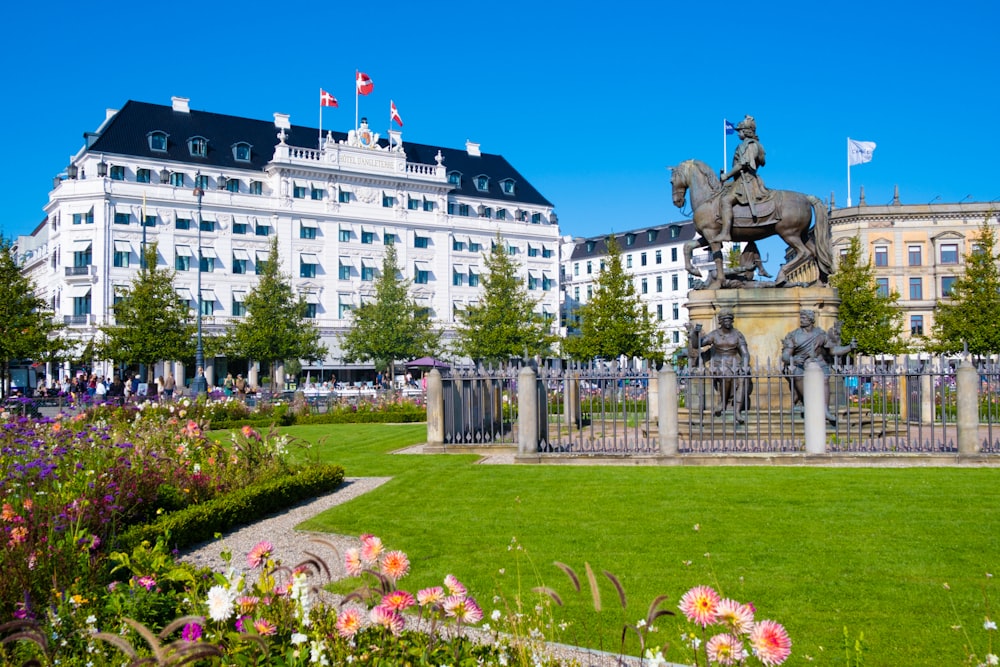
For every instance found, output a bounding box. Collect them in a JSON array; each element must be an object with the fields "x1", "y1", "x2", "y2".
[{"x1": 807, "y1": 195, "x2": 834, "y2": 277}]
